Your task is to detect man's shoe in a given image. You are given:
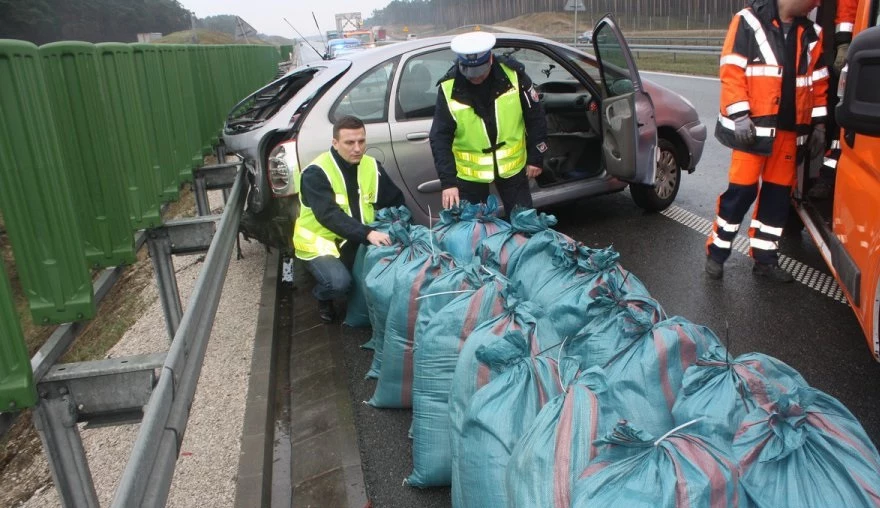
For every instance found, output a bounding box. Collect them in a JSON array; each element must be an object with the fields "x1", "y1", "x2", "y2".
[
  {"x1": 705, "y1": 256, "x2": 724, "y2": 280},
  {"x1": 752, "y1": 262, "x2": 794, "y2": 283},
  {"x1": 318, "y1": 300, "x2": 336, "y2": 323}
]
